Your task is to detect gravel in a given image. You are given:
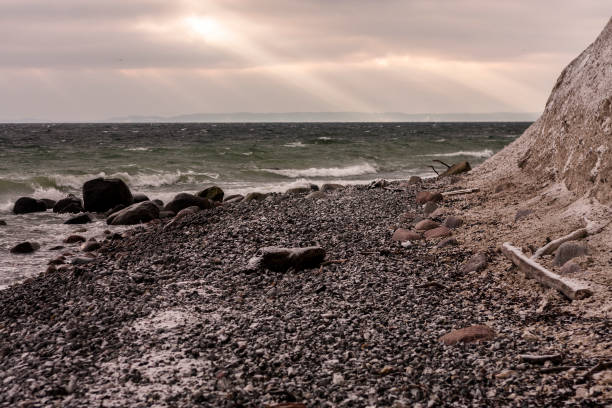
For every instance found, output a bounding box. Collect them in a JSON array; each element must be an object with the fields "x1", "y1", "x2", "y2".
[{"x1": 0, "y1": 181, "x2": 608, "y2": 407}]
